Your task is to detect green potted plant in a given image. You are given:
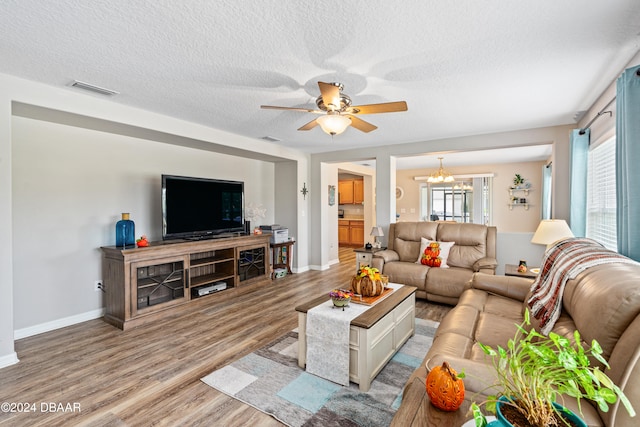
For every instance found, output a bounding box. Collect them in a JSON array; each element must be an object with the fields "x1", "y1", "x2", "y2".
[
  {"x1": 471, "y1": 309, "x2": 635, "y2": 427},
  {"x1": 512, "y1": 174, "x2": 525, "y2": 188}
]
